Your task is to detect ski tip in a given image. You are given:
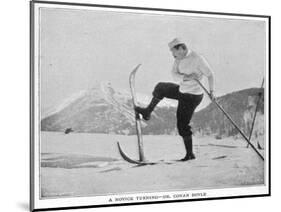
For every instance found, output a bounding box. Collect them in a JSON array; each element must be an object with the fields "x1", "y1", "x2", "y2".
[{"x1": 134, "y1": 64, "x2": 142, "y2": 70}]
